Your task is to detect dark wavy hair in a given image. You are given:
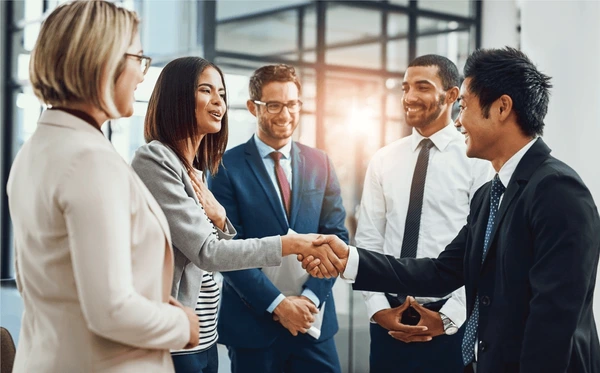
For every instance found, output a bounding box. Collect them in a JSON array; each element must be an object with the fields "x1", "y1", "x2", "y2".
[
  {"x1": 144, "y1": 56, "x2": 228, "y2": 175},
  {"x1": 464, "y1": 47, "x2": 552, "y2": 137}
]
